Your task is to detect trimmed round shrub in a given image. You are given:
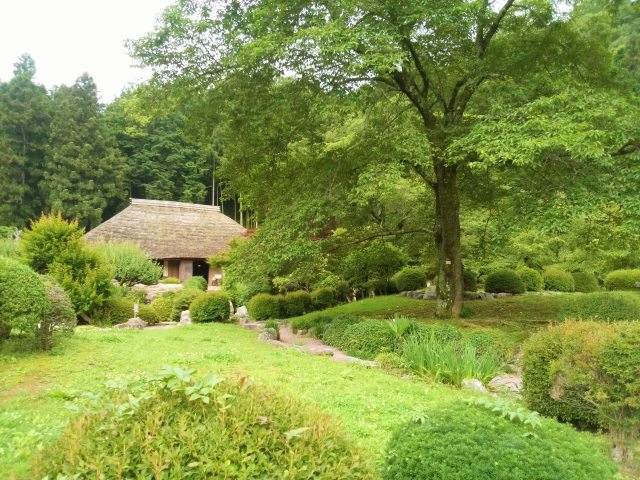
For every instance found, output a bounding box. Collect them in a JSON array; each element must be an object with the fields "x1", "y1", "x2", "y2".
[
  {"x1": 183, "y1": 275, "x2": 208, "y2": 291},
  {"x1": 170, "y1": 288, "x2": 203, "y2": 322},
  {"x1": 384, "y1": 401, "x2": 618, "y2": 480},
  {"x1": 516, "y1": 266, "x2": 544, "y2": 292},
  {"x1": 247, "y1": 293, "x2": 282, "y2": 321},
  {"x1": 35, "y1": 373, "x2": 373, "y2": 479},
  {"x1": 95, "y1": 296, "x2": 135, "y2": 325},
  {"x1": 543, "y1": 268, "x2": 575, "y2": 292},
  {"x1": 484, "y1": 269, "x2": 524, "y2": 294},
  {"x1": 571, "y1": 271, "x2": 599, "y2": 293},
  {"x1": 150, "y1": 293, "x2": 176, "y2": 322},
  {"x1": 138, "y1": 304, "x2": 161, "y2": 325},
  {"x1": 604, "y1": 268, "x2": 640, "y2": 291},
  {"x1": 392, "y1": 267, "x2": 427, "y2": 292},
  {"x1": 462, "y1": 269, "x2": 477, "y2": 293},
  {"x1": 559, "y1": 292, "x2": 640, "y2": 322},
  {"x1": 322, "y1": 314, "x2": 360, "y2": 347},
  {"x1": 282, "y1": 290, "x2": 312, "y2": 318},
  {"x1": 160, "y1": 277, "x2": 180, "y2": 284},
  {"x1": 36, "y1": 277, "x2": 76, "y2": 349},
  {"x1": 329, "y1": 320, "x2": 398, "y2": 359},
  {"x1": 310, "y1": 287, "x2": 336, "y2": 310},
  {"x1": 190, "y1": 292, "x2": 231, "y2": 323},
  {"x1": 0, "y1": 257, "x2": 49, "y2": 339}
]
